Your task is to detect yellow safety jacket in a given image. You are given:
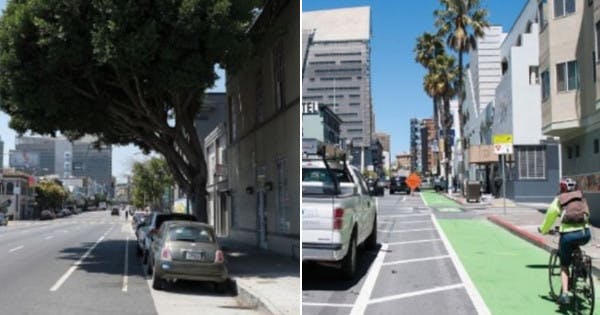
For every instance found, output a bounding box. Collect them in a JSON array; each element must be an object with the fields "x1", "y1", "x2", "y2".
[{"x1": 540, "y1": 197, "x2": 589, "y2": 234}]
